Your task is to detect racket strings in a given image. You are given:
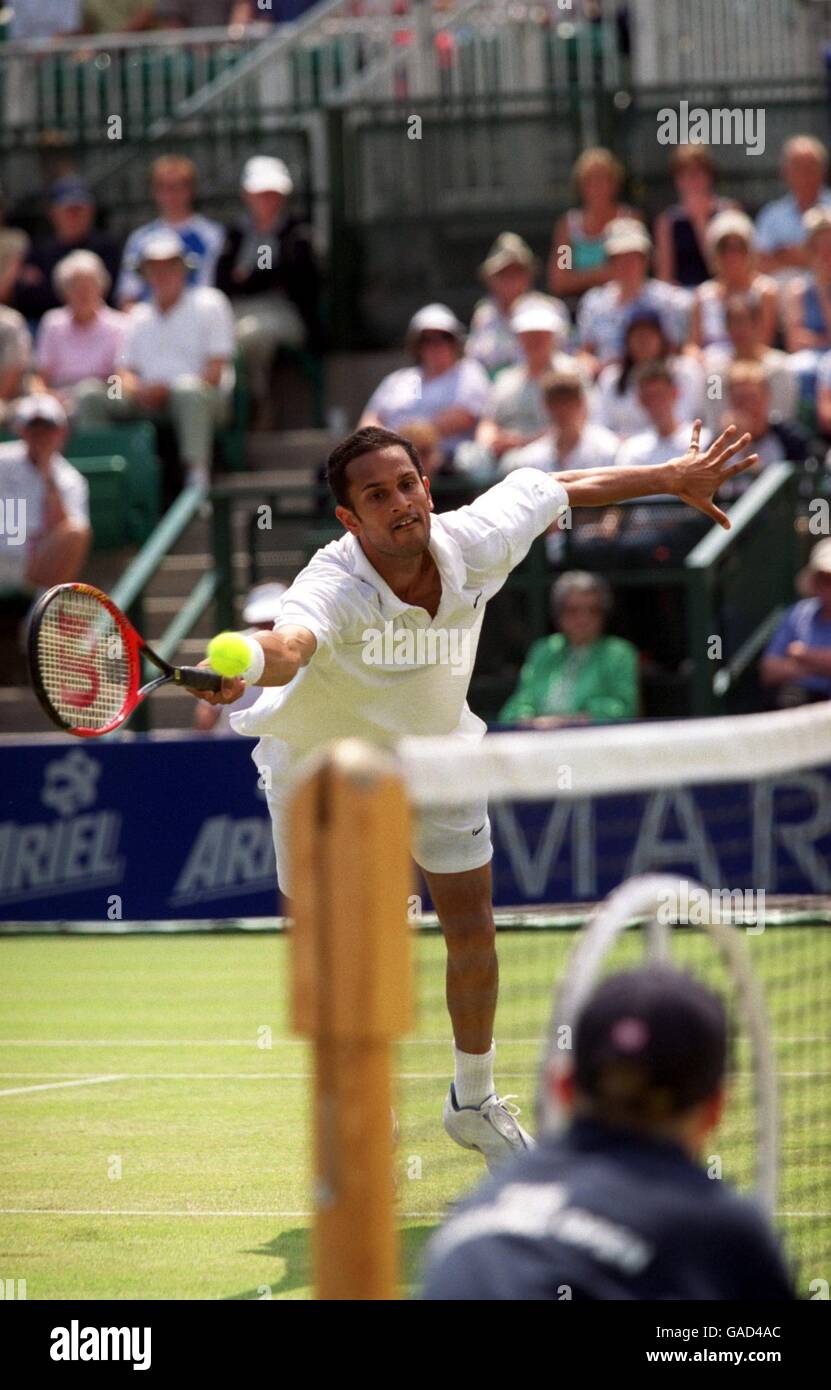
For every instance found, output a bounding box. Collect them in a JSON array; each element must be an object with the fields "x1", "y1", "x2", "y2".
[{"x1": 36, "y1": 588, "x2": 134, "y2": 732}]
